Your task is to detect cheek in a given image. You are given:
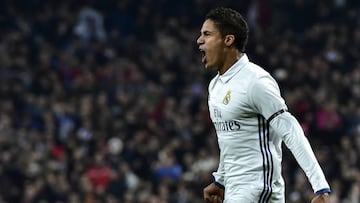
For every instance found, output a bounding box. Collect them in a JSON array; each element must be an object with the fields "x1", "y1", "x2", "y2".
[
  {"x1": 209, "y1": 48, "x2": 221, "y2": 63},
  {"x1": 206, "y1": 50, "x2": 216, "y2": 64},
  {"x1": 206, "y1": 40, "x2": 224, "y2": 66}
]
